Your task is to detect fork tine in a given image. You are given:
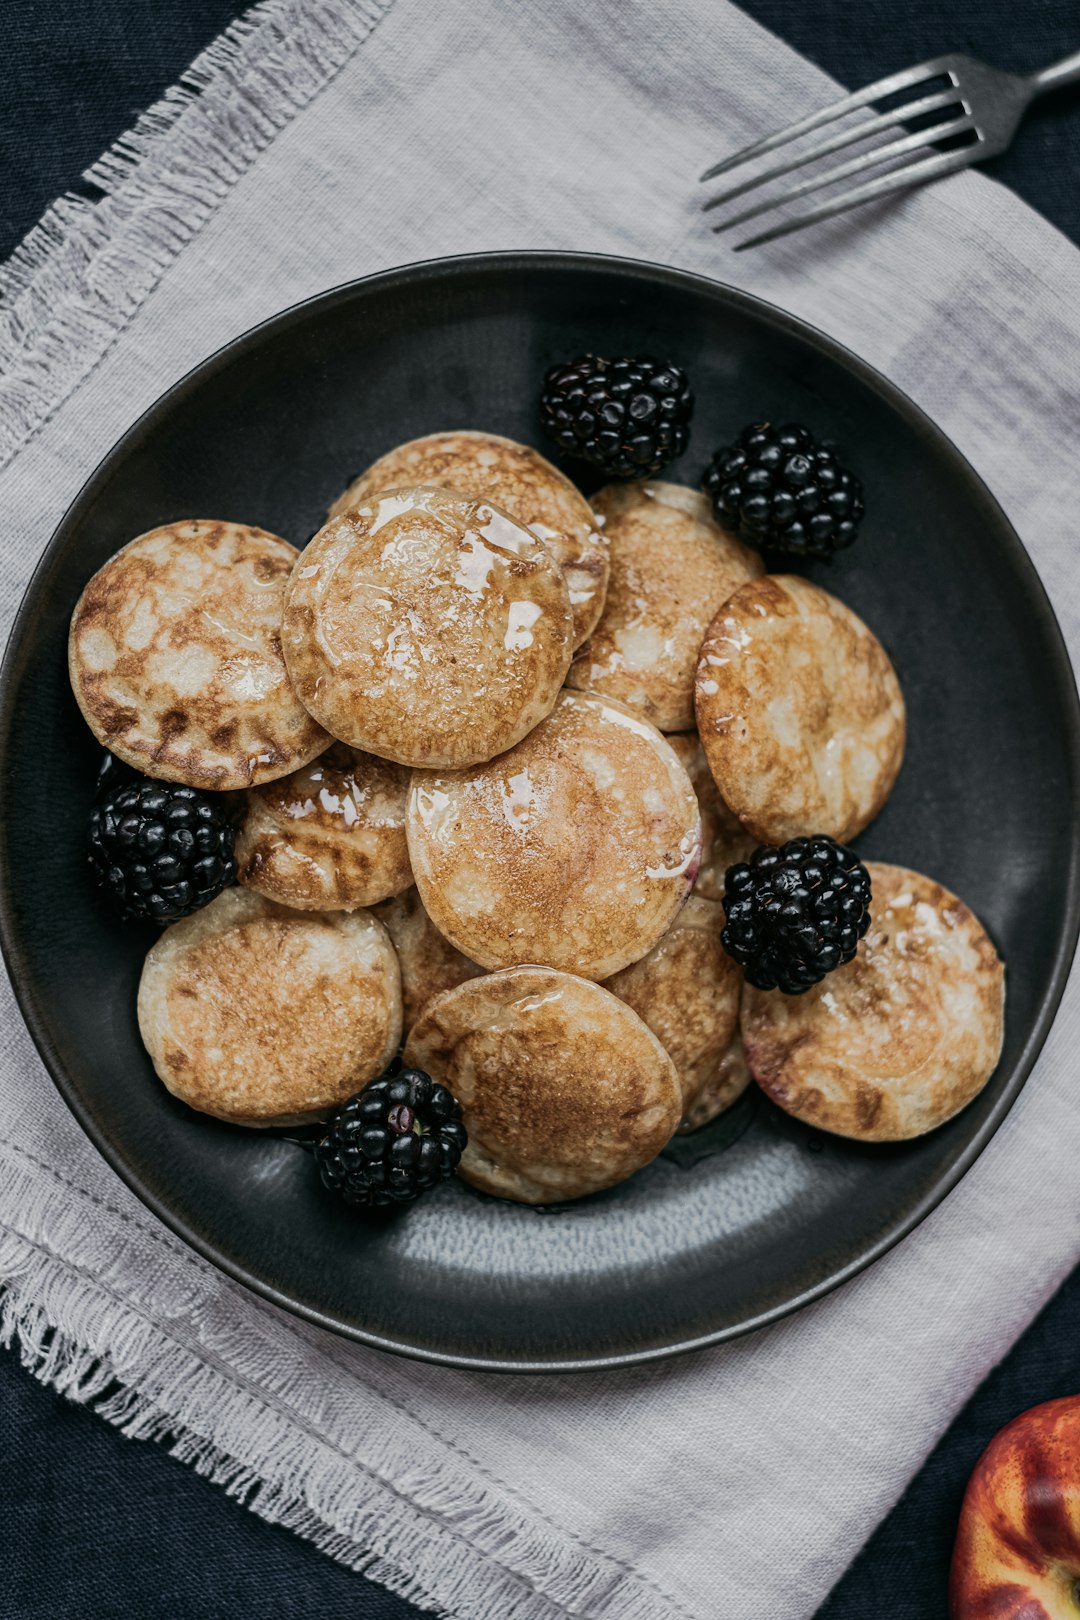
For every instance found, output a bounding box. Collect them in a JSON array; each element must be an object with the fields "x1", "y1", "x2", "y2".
[
  {"x1": 698, "y1": 56, "x2": 958, "y2": 184},
  {"x1": 701, "y1": 88, "x2": 964, "y2": 214},
  {"x1": 732, "y1": 147, "x2": 978, "y2": 250},
  {"x1": 712, "y1": 114, "x2": 974, "y2": 233}
]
